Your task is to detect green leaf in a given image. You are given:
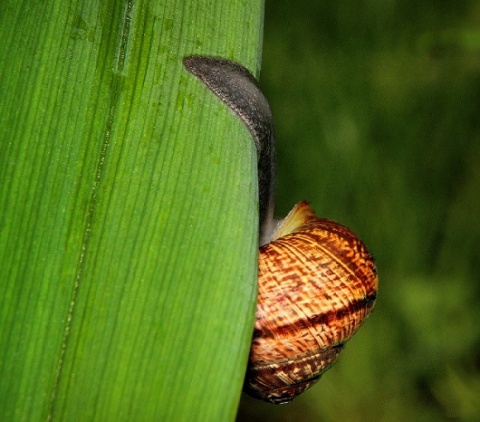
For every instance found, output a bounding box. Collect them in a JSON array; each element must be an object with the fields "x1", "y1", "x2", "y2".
[{"x1": 0, "y1": 1, "x2": 264, "y2": 420}]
